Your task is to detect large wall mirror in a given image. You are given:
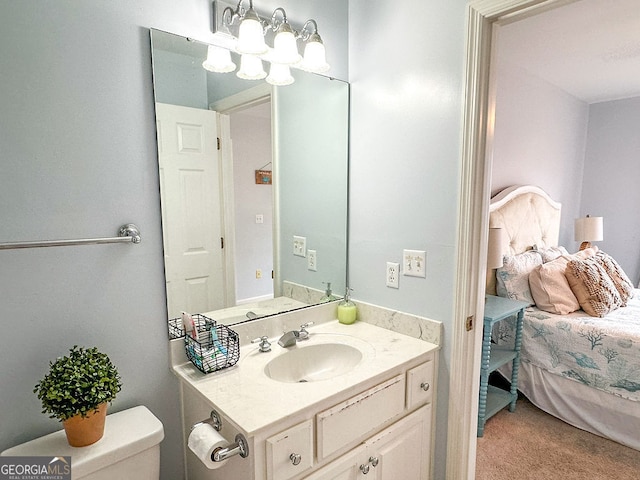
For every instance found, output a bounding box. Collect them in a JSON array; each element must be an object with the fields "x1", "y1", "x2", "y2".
[{"x1": 150, "y1": 29, "x2": 349, "y2": 326}]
